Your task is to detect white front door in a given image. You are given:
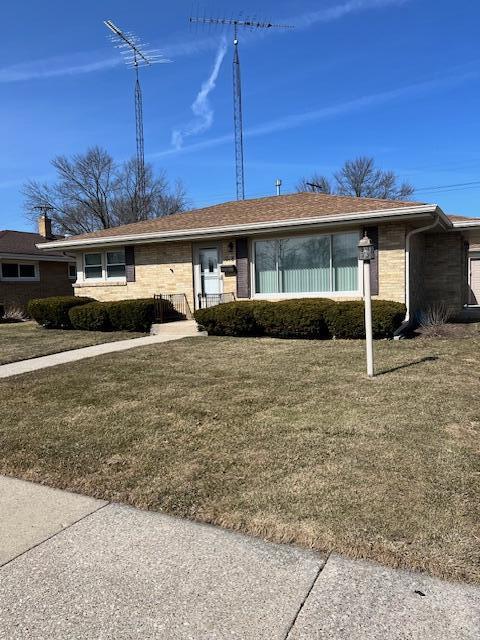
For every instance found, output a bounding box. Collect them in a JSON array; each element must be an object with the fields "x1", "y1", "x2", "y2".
[
  {"x1": 470, "y1": 258, "x2": 480, "y2": 305},
  {"x1": 199, "y1": 247, "x2": 221, "y2": 296}
]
